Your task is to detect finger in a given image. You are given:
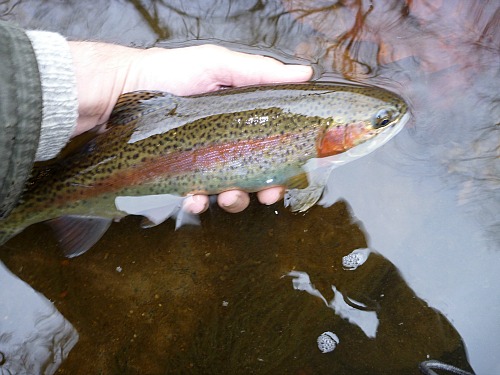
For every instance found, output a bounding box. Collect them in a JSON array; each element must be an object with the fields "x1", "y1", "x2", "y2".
[
  {"x1": 183, "y1": 195, "x2": 210, "y2": 214},
  {"x1": 256, "y1": 186, "x2": 285, "y2": 205},
  {"x1": 217, "y1": 190, "x2": 251, "y2": 213},
  {"x1": 214, "y1": 49, "x2": 313, "y2": 87}
]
